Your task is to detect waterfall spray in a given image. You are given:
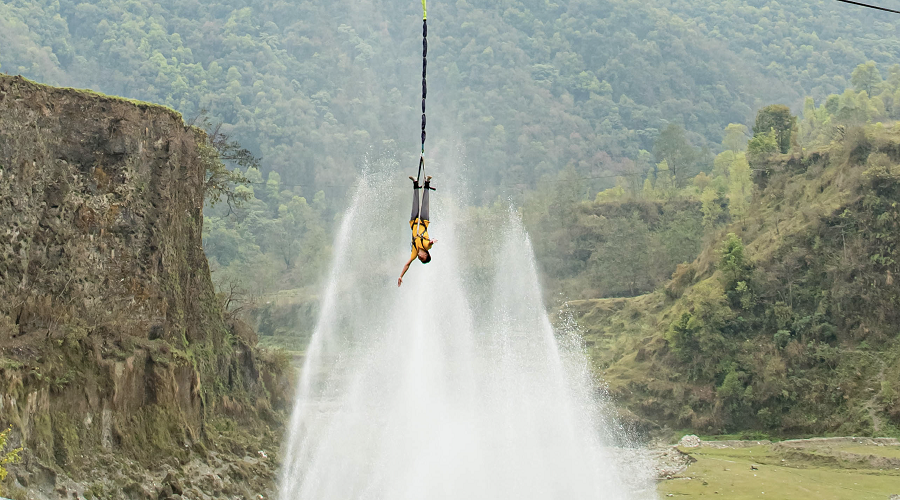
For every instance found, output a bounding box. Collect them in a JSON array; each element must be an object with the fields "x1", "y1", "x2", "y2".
[{"x1": 278, "y1": 172, "x2": 654, "y2": 499}]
